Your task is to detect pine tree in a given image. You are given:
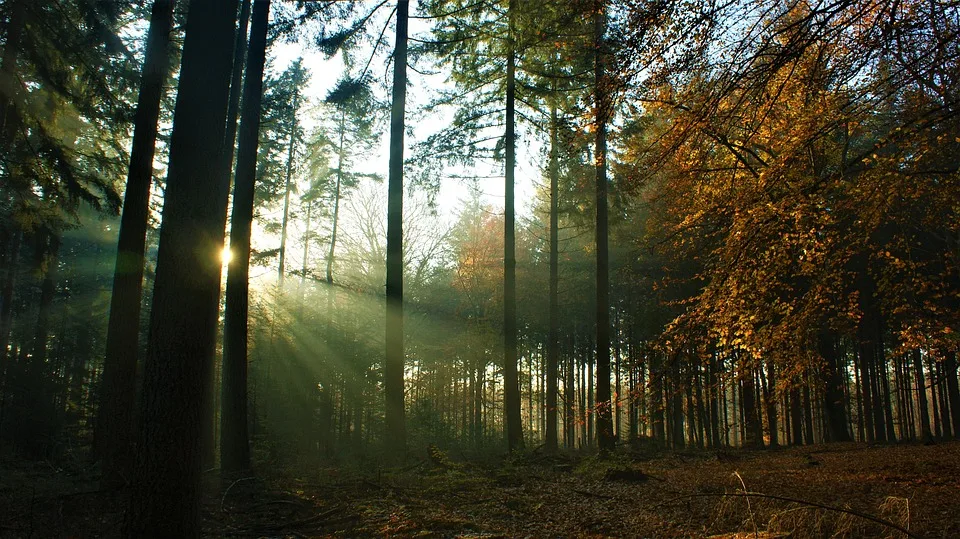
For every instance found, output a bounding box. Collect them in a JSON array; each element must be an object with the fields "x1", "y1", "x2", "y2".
[
  {"x1": 125, "y1": 0, "x2": 239, "y2": 533},
  {"x1": 385, "y1": 0, "x2": 410, "y2": 461},
  {"x1": 221, "y1": 0, "x2": 271, "y2": 477},
  {"x1": 97, "y1": 0, "x2": 176, "y2": 489}
]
